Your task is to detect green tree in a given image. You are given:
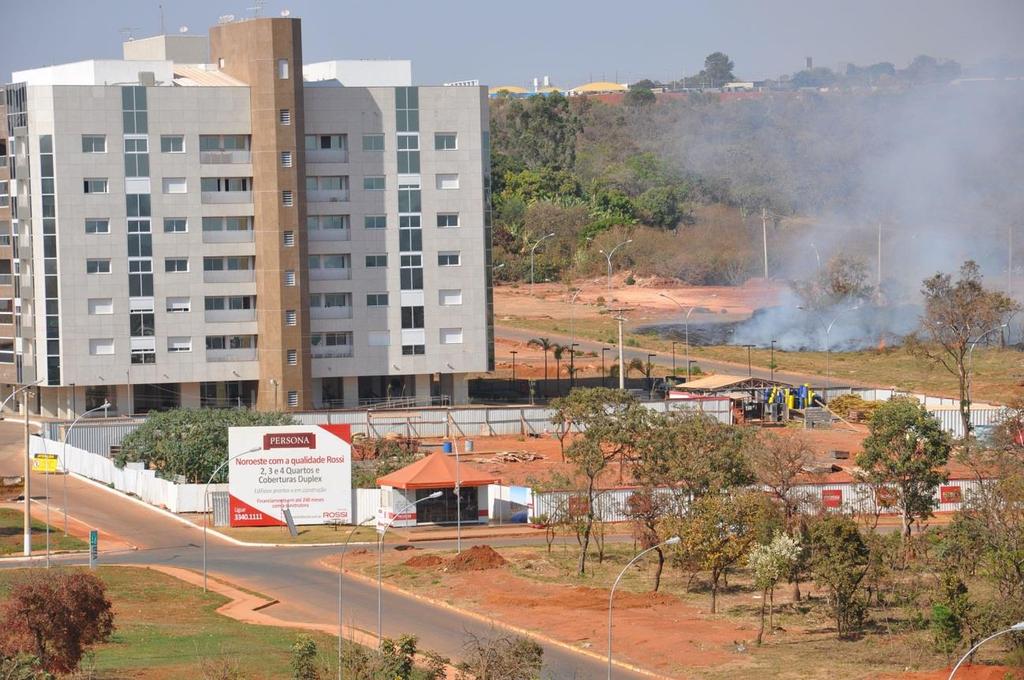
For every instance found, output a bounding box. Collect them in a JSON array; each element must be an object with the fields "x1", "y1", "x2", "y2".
[
  {"x1": 624, "y1": 489, "x2": 676, "y2": 592},
  {"x1": 667, "y1": 490, "x2": 776, "y2": 613},
  {"x1": 623, "y1": 86, "x2": 656, "y2": 107},
  {"x1": 0, "y1": 571, "x2": 114, "y2": 675},
  {"x1": 549, "y1": 387, "x2": 642, "y2": 460},
  {"x1": 748, "y1": 532, "x2": 801, "y2": 644},
  {"x1": 907, "y1": 260, "x2": 1018, "y2": 449},
  {"x1": 856, "y1": 398, "x2": 951, "y2": 542},
  {"x1": 702, "y1": 52, "x2": 735, "y2": 86},
  {"x1": 290, "y1": 635, "x2": 323, "y2": 680},
  {"x1": 564, "y1": 437, "x2": 606, "y2": 576},
  {"x1": 551, "y1": 344, "x2": 567, "y2": 393},
  {"x1": 526, "y1": 337, "x2": 555, "y2": 381},
  {"x1": 809, "y1": 515, "x2": 870, "y2": 638},
  {"x1": 115, "y1": 408, "x2": 296, "y2": 483},
  {"x1": 490, "y1": 93, "x2": 581, "y2": 172}
]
